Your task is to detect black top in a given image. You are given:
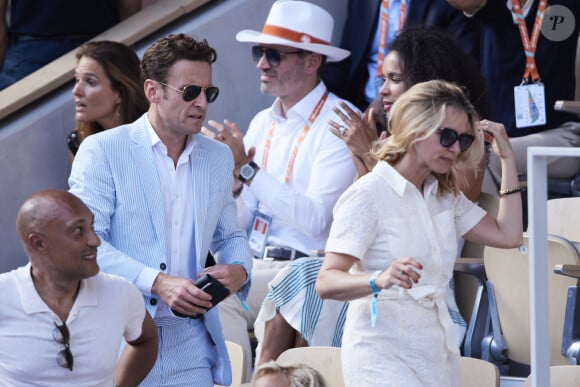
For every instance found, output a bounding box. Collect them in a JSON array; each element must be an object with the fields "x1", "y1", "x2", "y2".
[
  {"x1": 9, "y1": 0, "x2": 120, "y2": 37},
  {"x1": 322, "y1": 0, "x2": 481, "y2": 110},
  {"x1": 66, "y1": 130, "x2": 80, "y2": 156},
  {"x1": 476, "y1": 0, "x2": 579, "y2": 137}
]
